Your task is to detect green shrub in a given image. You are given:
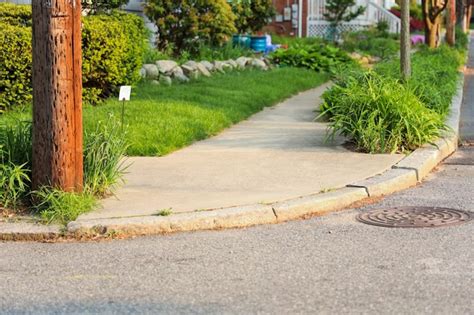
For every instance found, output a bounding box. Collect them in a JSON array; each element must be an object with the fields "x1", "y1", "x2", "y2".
[
  {"x1": 0, "y1": 6, "x2": 148, "y2": 108},
  {"x1": 0, "y1": 22, "x2": 32, "y2": 112},
  {"x1": 0, "y1": 118, "x2": 127, "y2": 222},
  {"x1": 375, "y1": 45, "x2": 463, "y2": 116},
  {"x1": 33, "y1": 187, "x2": 97, "y2": 225},
  {"x1": 0, "y1": 162, "x2": 30, "y2": 210},
  {"x1": 83, "y1": 119, "x2": 128, "y2": 196},
  {"x1": 82, "y1": 11, "x2": 148, "y2": 103},
  {"x1": 0, "y1": 3, "x2": 31, "y2": 26},
  {"x1": 144, "y1": 0, "x2": 236, "y2": 56},
  {"x1": 455, "y1": 26, "x2": 469, "y2": 52},
  {"x1": 270, "y1": 44, "x2": 354, "y2": 74},
  {"x1": 342, "y1": 28, "x2": 399, "y2": 59},
  {"x1": 321, "y1": 71, "x2": 444, "y2": 153},
  {"x1": 193, "y1": 41, "x2": 254, "y2": 61},
  {"x1": 231, "y1": 0, "x2": 276, "y2": 34}
]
